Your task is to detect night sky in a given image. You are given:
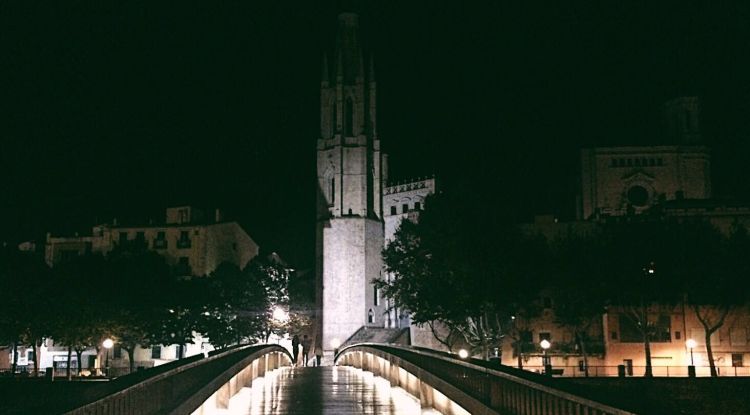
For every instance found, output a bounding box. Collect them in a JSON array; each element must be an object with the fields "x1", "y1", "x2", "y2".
[{"x1": 2, "y1": 1, "x2": 749, "y2": 268}]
